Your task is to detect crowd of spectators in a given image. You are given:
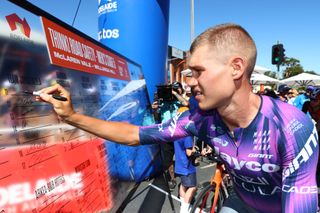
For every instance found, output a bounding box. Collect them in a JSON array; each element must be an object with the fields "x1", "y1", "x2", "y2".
[{"x1": 151, "y1": 81, "x2": 198, "y2": 213}]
